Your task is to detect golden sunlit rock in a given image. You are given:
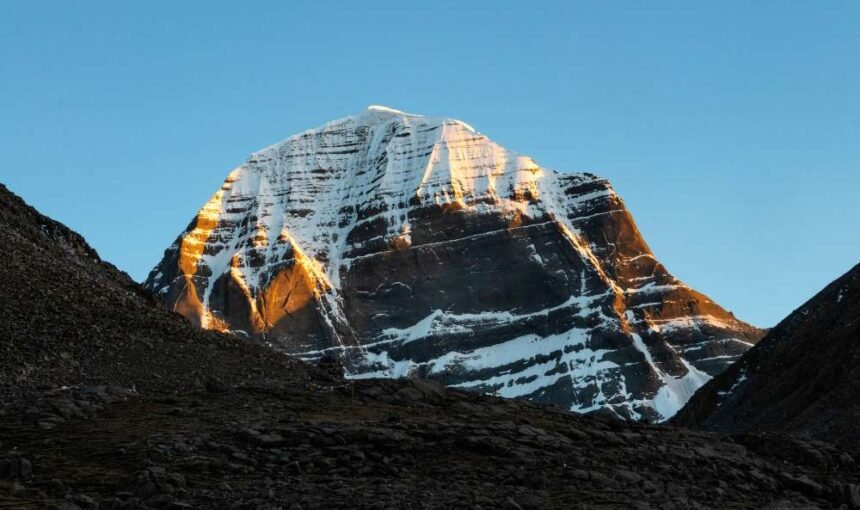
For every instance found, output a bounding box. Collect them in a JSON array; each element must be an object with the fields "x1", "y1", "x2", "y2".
[{"x1": 178, "y1": 189, "x2": 226, "y2": 276}]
